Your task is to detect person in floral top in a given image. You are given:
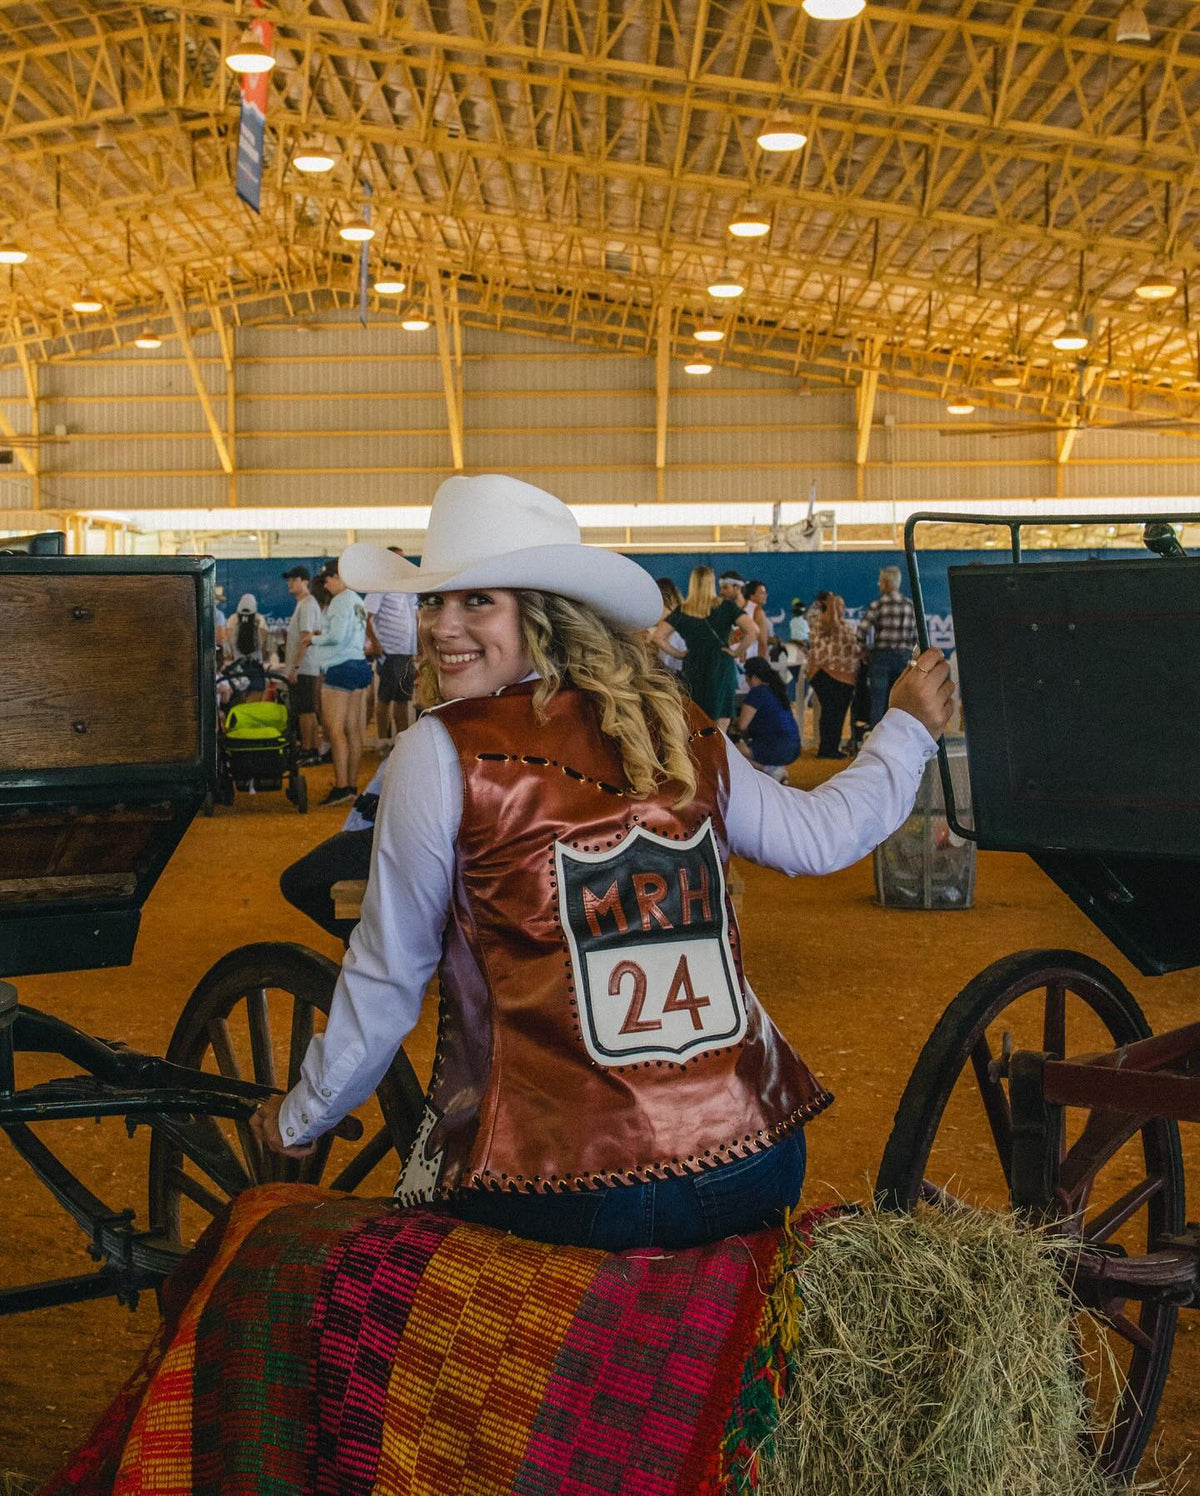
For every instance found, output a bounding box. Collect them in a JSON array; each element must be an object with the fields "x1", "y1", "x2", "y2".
[{"x1": 806, "y1": 593, "x2": 865, "y2": 759}]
